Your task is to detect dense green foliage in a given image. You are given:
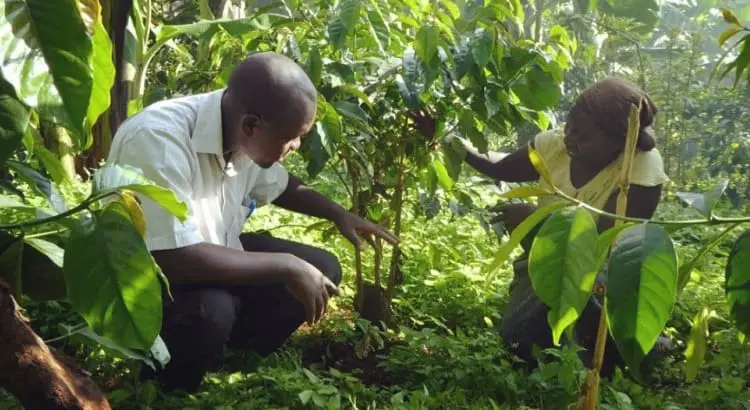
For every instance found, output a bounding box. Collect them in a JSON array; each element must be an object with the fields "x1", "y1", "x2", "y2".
[{"x1": 1, "y1": 0, "x2": 750, "y2": 409}]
